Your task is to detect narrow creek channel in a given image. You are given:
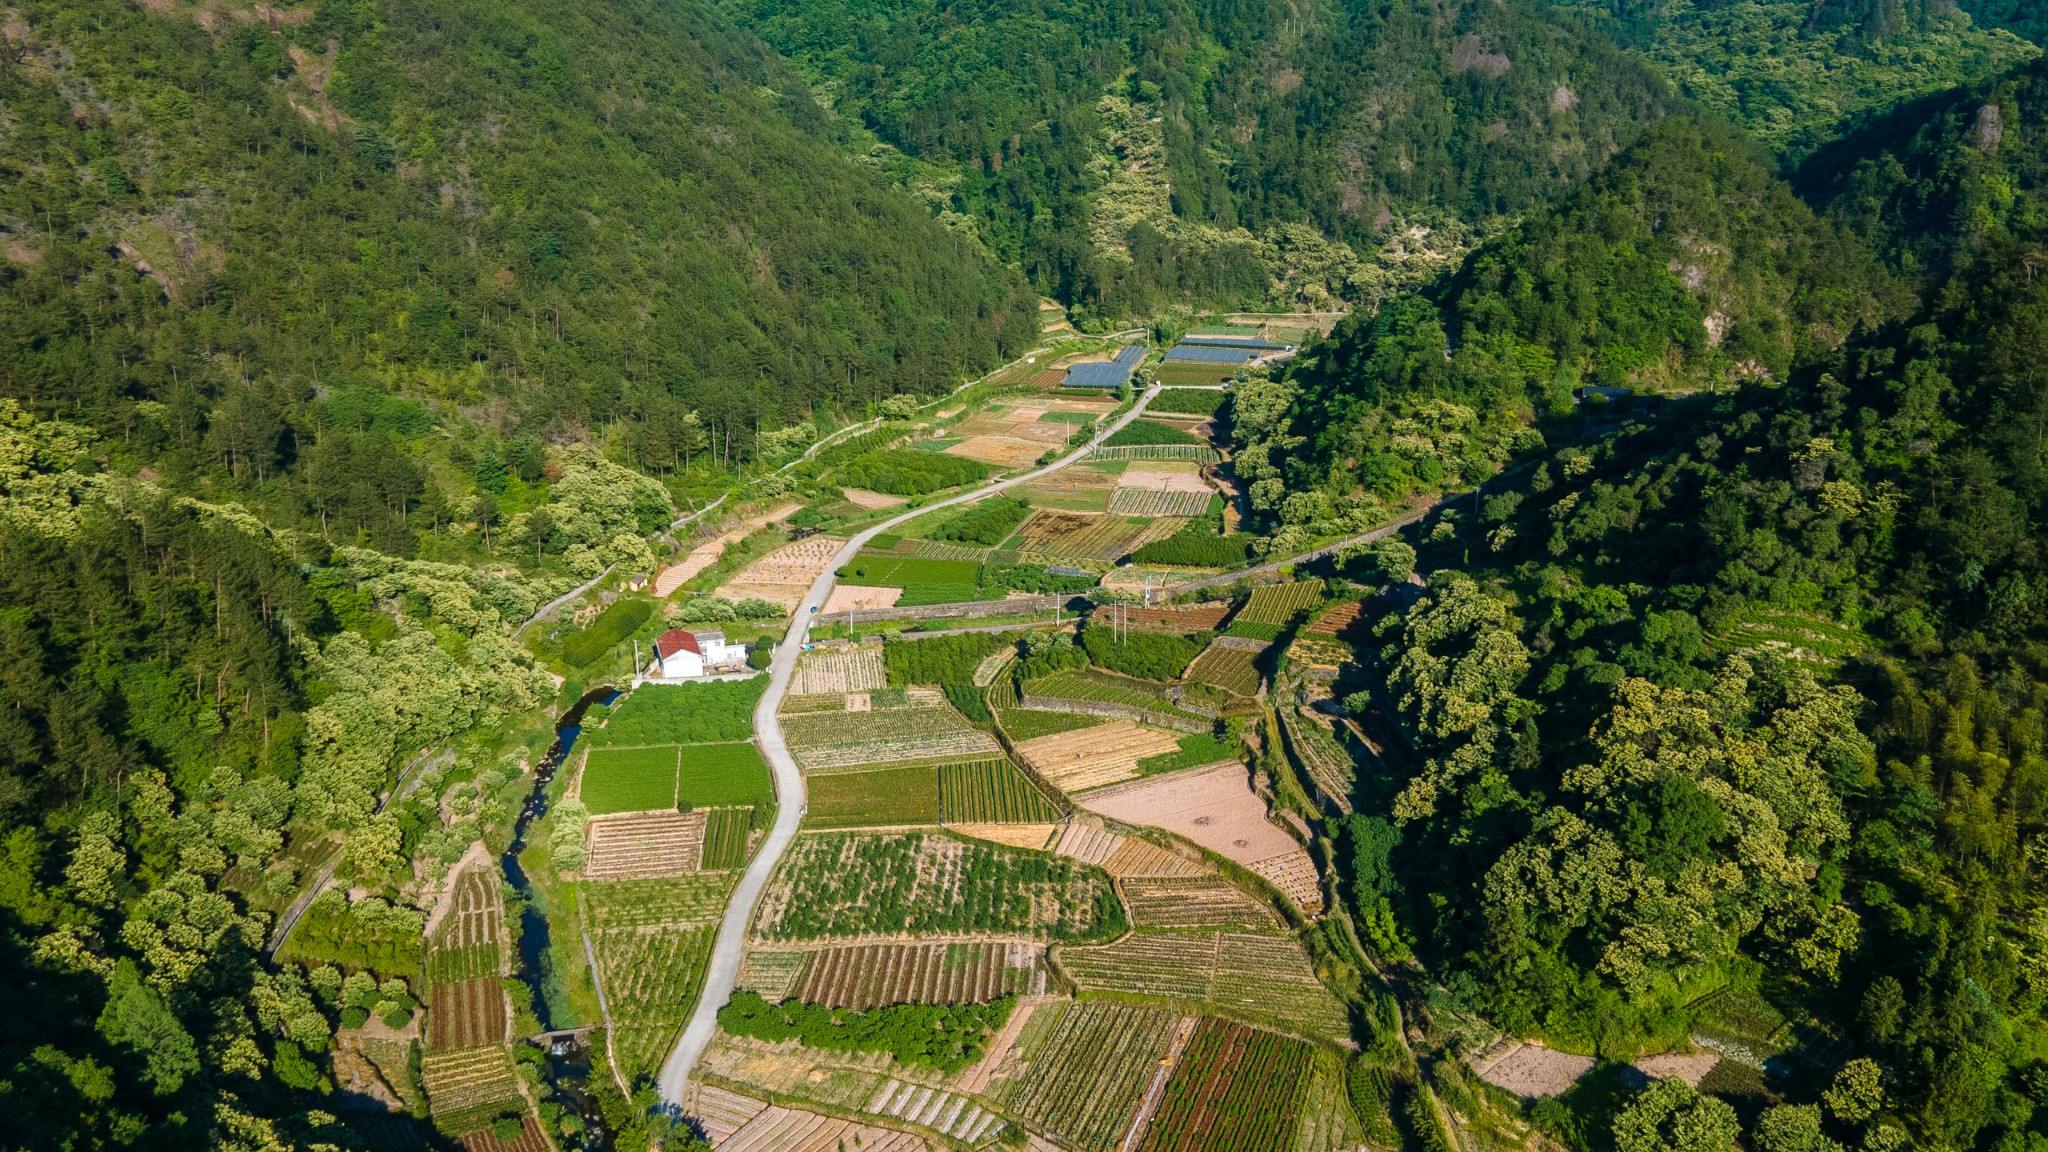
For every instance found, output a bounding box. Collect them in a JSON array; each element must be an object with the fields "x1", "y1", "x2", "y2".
[{"x1": 502, "y1": 684, "x2": 617, "y2": 1148}]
